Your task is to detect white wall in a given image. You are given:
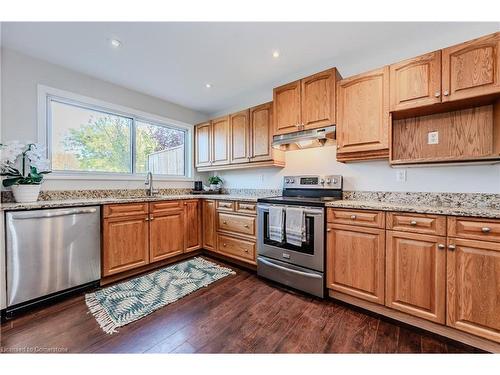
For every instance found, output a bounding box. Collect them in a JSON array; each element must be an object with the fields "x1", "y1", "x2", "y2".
[
  {"x1": 0, "y1": 48, "x2": 209, "y2": 190},
  {"x1": 216, "y1": 146, "x2": 500, "y2": 193}
]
